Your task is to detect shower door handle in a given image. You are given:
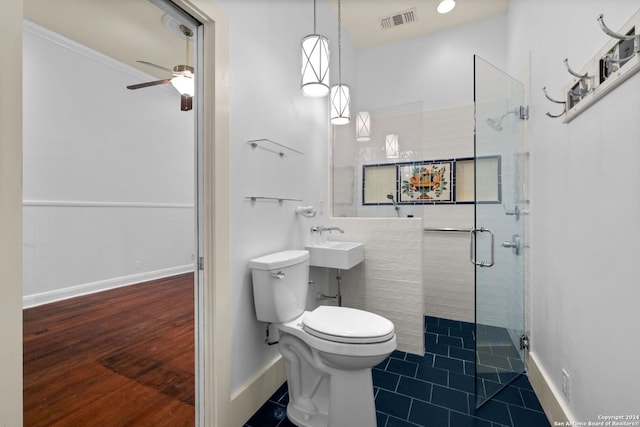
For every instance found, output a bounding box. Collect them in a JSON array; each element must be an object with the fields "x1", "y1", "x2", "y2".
[{"x1": 470, "y1": 227, "x2": 495, "y2": 267}]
